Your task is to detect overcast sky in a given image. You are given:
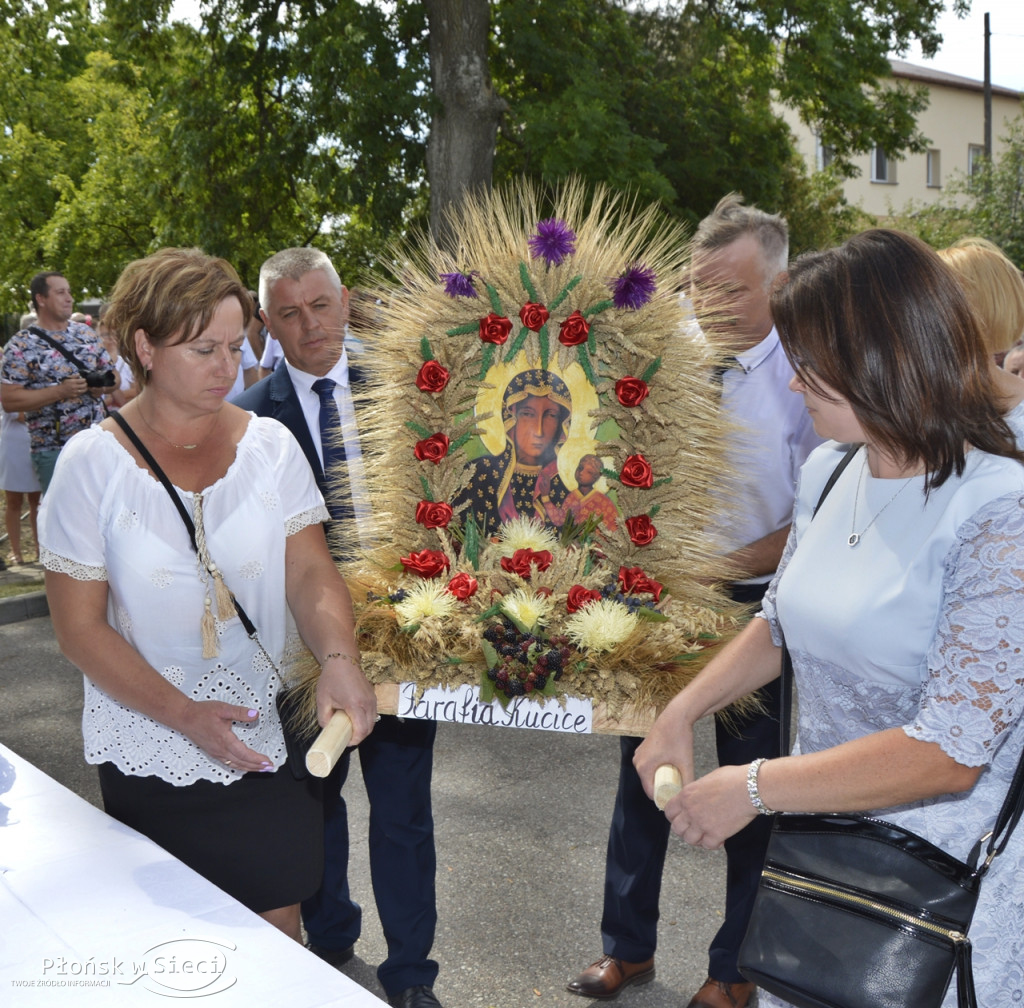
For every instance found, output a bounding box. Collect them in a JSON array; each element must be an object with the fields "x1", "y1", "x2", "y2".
[{"x1": 903, "y1": 1, "x2": 1024, "y2": 91}]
